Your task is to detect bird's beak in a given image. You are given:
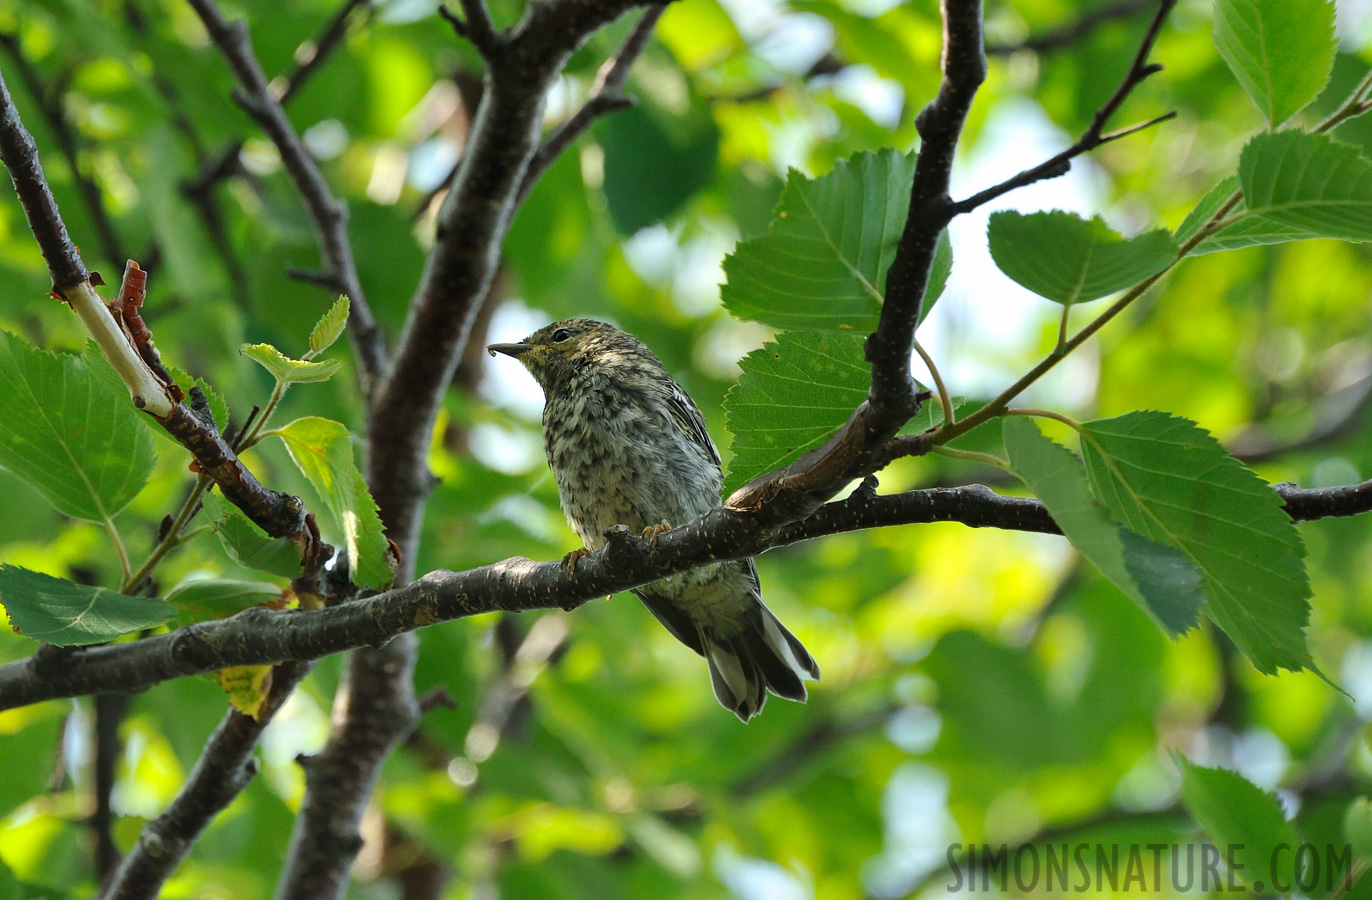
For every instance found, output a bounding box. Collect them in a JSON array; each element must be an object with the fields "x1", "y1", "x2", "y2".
[{"x1": 487, "y1": 342, "x2": 531, "y2": 359}]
